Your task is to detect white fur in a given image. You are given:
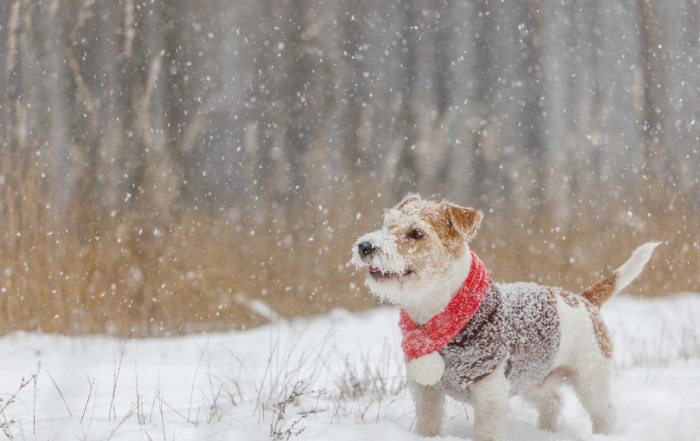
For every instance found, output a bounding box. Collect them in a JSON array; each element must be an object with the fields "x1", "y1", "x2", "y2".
[
  {"x1": 613, "y1": 241, "x2": 661, "y2": 293},
  {"x1": 401, "y1": 250, "x2": 472, "y2": 325},
  {"x1": 410, "y1": 379, "x2": 444, "y2": 437},
  {"x1": 552, "y1": 293, "x2": 595, "y2": 369},
  {"x1": 523, "y1": 380, "x2": 564, "y2": 432},
  {"x1": 406, "y1": 352, "x2": 446, "y2": 386},
  {"x1": 469, "y1": 364, "x2": 509, "y2": 441},
  {"x1": 550, "y1": 293, "x2": 615, "y2": 434}
]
